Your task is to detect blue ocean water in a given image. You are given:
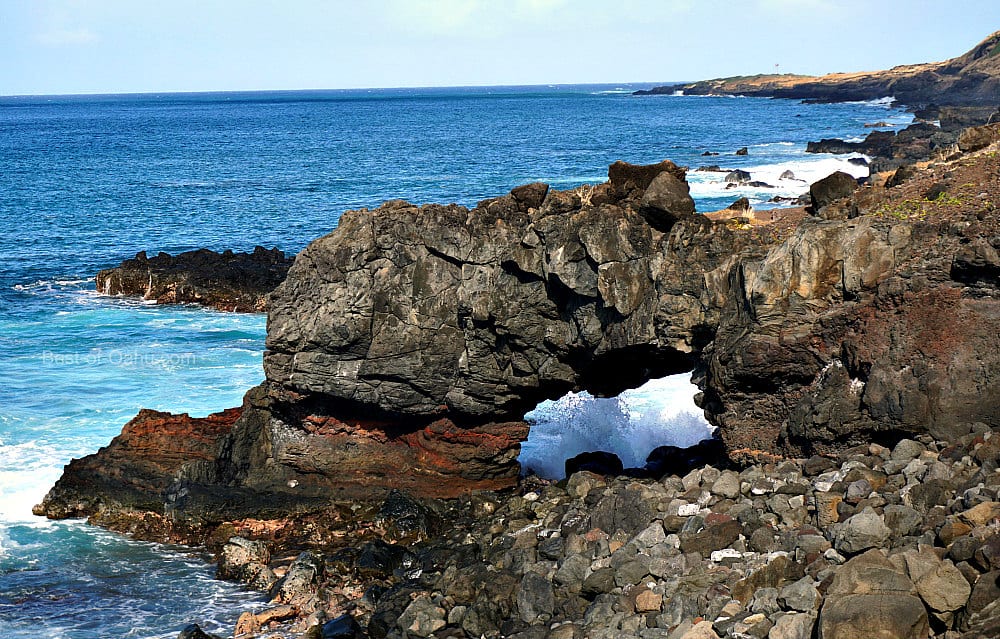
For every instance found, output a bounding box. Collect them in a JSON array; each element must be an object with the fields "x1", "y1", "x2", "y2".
[{"x1": 0, "y1": 85, "x2": 911, "y2": 638}]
